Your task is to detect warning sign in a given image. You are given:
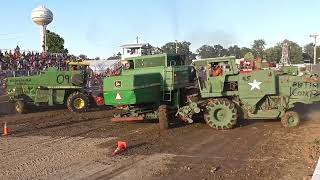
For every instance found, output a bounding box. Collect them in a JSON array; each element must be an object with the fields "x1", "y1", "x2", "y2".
[{"x1": 115, "y1": 93, "x2": 122, "y2": 100}]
